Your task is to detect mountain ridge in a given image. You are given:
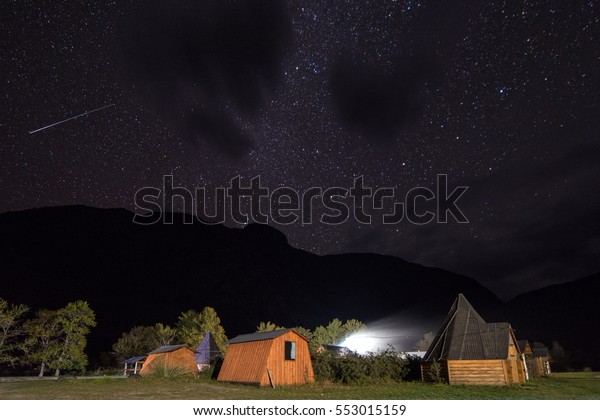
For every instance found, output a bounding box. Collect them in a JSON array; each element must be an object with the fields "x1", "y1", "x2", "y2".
[{"x1": 0, "y1": 205, "x2": 596, "y2": 369}]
